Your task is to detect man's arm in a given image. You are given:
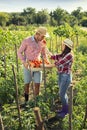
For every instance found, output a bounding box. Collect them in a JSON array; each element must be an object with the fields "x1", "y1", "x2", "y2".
[{"x1": 17, "y1": 39, "x2": 27, "y2": 64}]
